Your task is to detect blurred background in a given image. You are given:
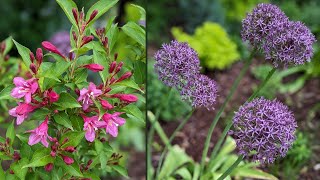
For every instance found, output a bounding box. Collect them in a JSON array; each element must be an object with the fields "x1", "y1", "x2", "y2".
[
  {"x1": 148, "y1": 0, "x2": 320, "y2": 179},
  {"x1": 0, "y1": 0, "x2": 145, "y2": 179}
]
